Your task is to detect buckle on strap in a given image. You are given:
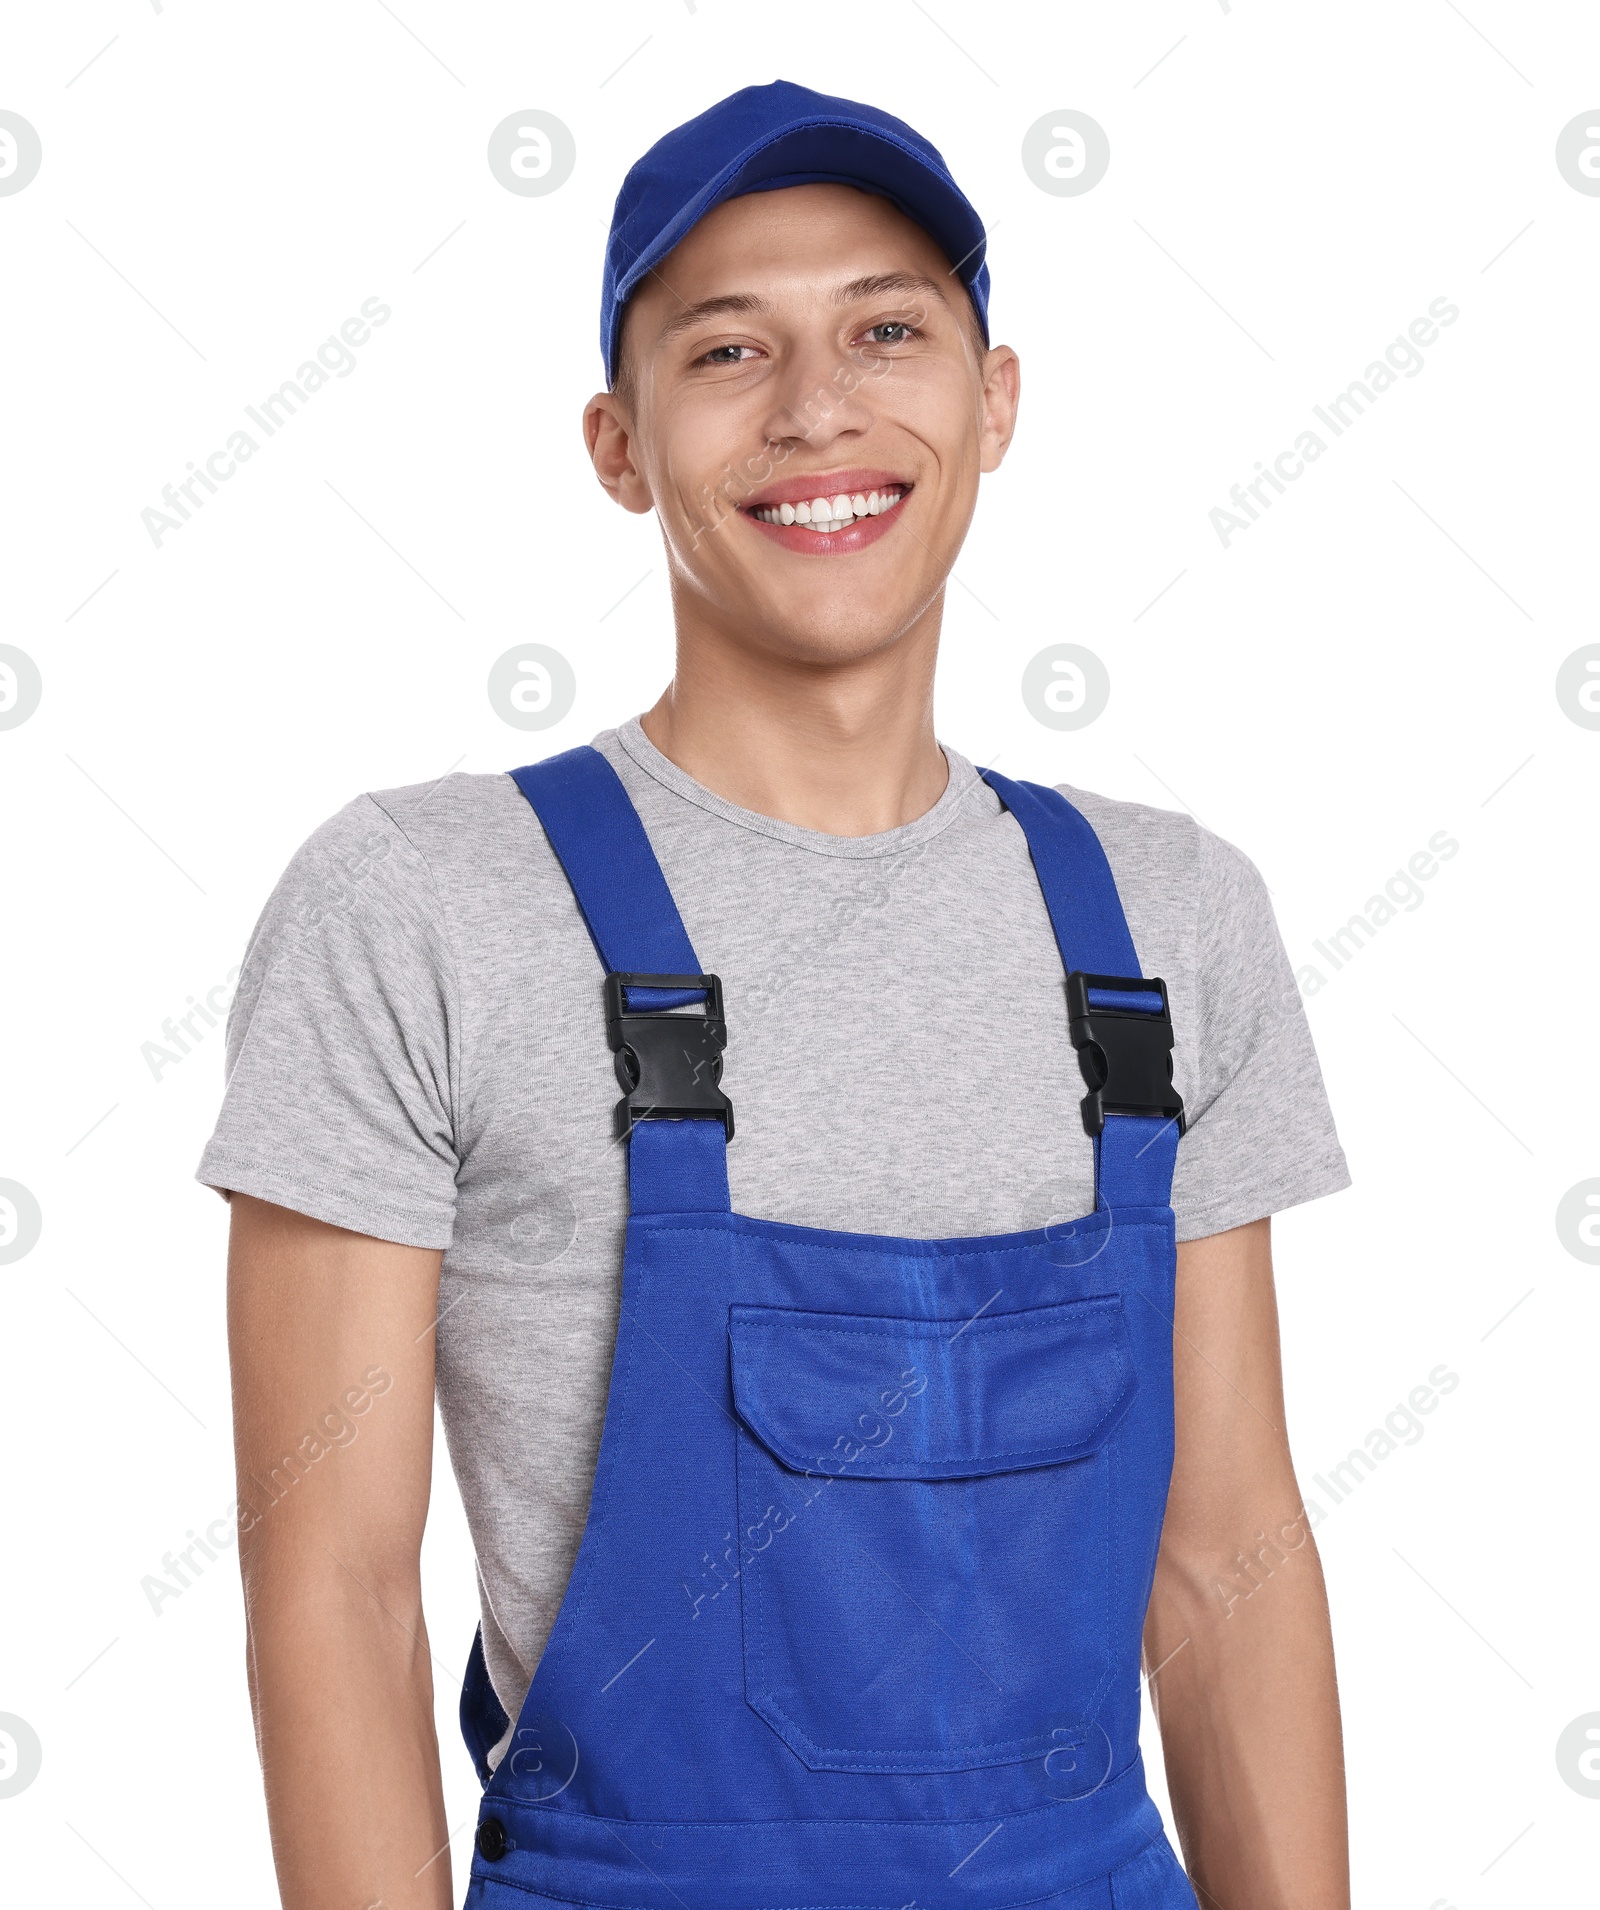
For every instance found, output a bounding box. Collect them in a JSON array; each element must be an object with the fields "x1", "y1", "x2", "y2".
[
  {"x1": 603, "y1": 972, "x2": 734, "y2": 1141},
  {"x1": 1066, "y1": 972, "x2": 1186, "y2": 1139}
]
